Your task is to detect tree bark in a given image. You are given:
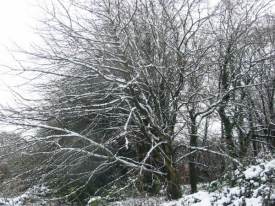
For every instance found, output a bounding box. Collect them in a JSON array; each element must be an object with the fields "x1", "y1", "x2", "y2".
[
  {"x1": 218, "y1": 107, "x2": 236, "y2": 159},
  {"x1": 163, "y1": 142, "x2": 182, "y2": 200},
  {"x1": 189, "y1": 114, "x2": 198, "y2": 193},
  {"x1": 166, "y1": 163, "x2": 182, "y2": 200}
]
